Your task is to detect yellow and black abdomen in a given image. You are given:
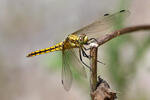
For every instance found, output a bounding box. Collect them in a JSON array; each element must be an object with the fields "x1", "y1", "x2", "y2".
[{"x1": 27, "y1": 42, "x2": 63, "y2": 57}]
